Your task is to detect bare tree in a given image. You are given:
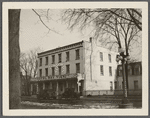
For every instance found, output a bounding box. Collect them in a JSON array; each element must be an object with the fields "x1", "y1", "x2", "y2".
[
  {"x1": 20, "y1": 48, "x2": 42, "y2": 95},
  {"x1": 9, "y1": 9, "x2": 21, "y2": 109},
  {"x1": 62, "y1": 8, "x2": 142, "y2": 90},
  {"x1": 63, "y1": 8, "x2": 141, "y2": 59},
  {"x1": 9, "y1": 9, "x2": 57, "y2": 108},
  {"x1": 63, "y1": 8, "x2": 141, "y2": 31}
]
